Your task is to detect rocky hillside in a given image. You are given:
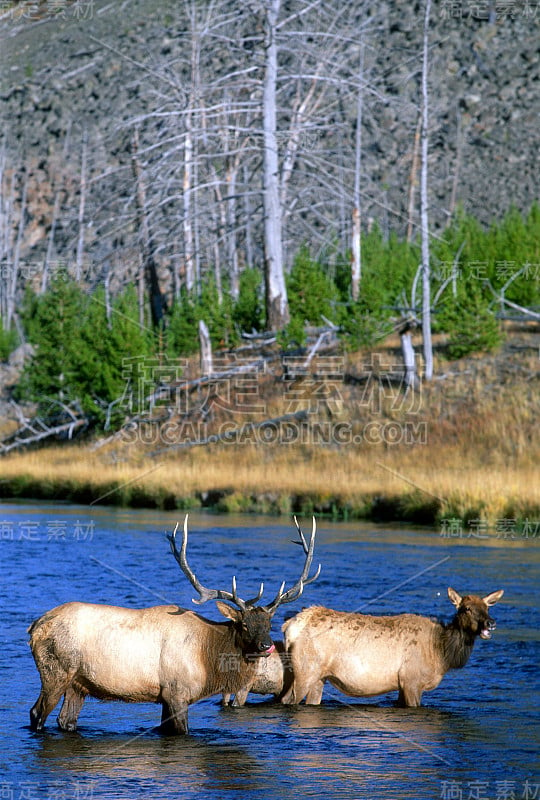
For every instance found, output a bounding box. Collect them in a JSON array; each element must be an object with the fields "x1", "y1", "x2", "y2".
[{"x1": 0, "y1": 0, "x2": 538, "y2": 296}]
